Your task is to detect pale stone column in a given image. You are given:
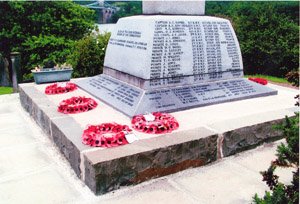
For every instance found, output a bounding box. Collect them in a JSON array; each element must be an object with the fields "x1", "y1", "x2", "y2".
[
  {"x1": 10, "y1": 52, "x2": 20, "y2": 93},
  {"x1": 143, "y1": 0, "x2": 205, "y2": 15}
]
